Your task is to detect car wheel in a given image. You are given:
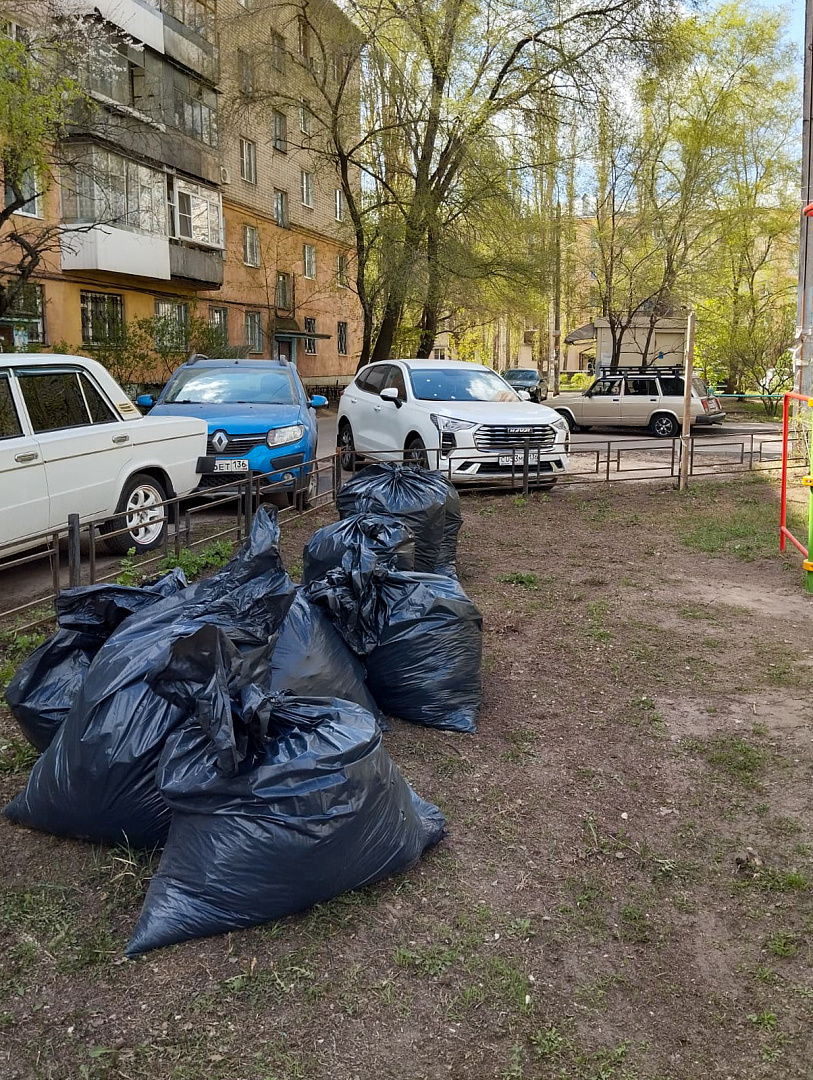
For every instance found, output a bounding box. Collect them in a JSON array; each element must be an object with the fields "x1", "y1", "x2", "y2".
[
  {"x1": 338, "y1": 422, "x2": 360, "y2": 471},
  {"x1": 405, "y1": 435, "x2": 429, "y2": 468},
  {"x1": 650, "y1": 413, "x2": 679, "y2": 438},
  {"x1": 102, "y1": 473, "x2": 168, "y2": 555}
]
